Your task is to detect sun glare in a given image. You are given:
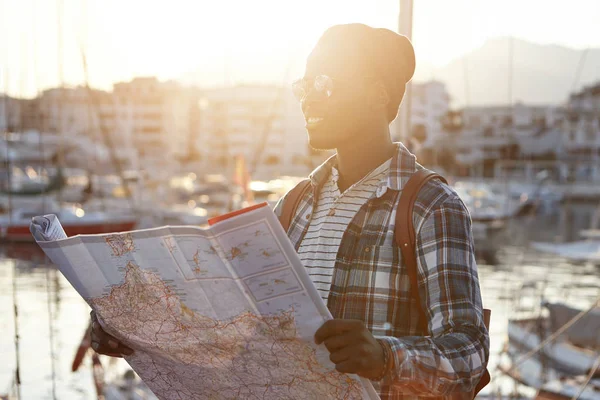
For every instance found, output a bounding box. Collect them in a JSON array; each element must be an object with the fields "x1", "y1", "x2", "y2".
[{"x1": 1, "y1": 0, "x2": 599, "y2": 97}]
